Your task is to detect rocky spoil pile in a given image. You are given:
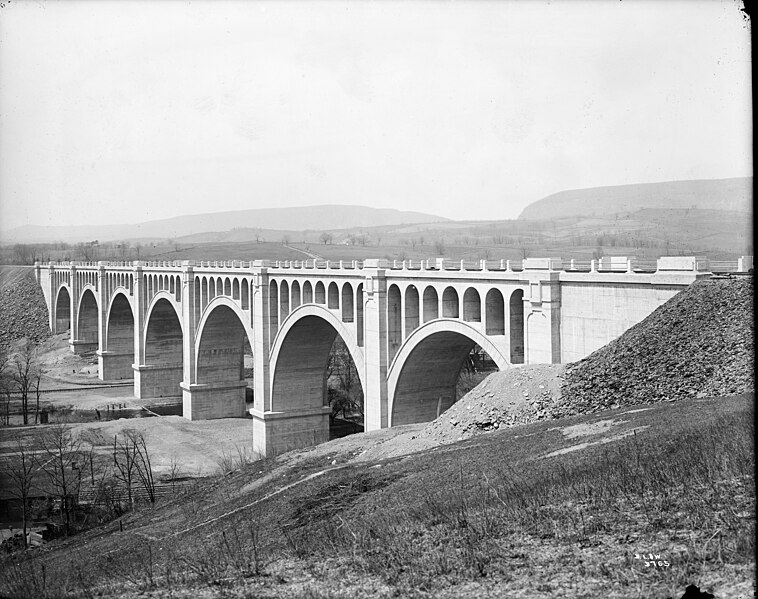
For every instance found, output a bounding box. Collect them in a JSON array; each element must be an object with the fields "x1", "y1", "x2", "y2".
[
  {"x1": 417, "y1": 275, "x2": 753, "y2": 447},
  {"x1": 0, "y1": 267, "x2": 51, "y2": 350},
  {"x1": 558, "y1": 276, "x2": 754, "y2": 417}
]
